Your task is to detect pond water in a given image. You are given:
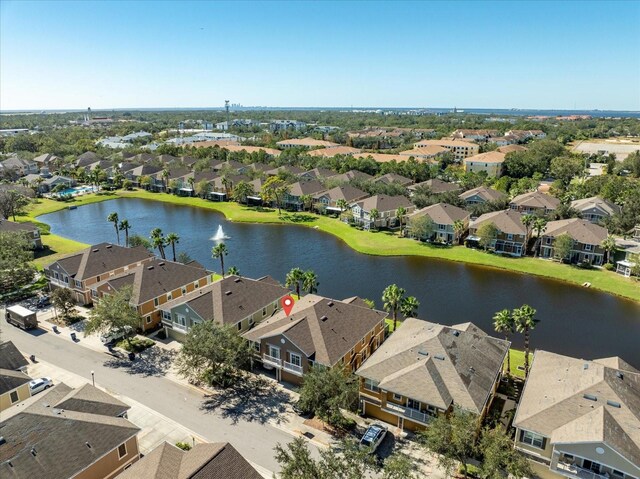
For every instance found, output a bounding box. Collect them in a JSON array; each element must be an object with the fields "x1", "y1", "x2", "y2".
[{"x1": 40, "y1": 198, "x2": 640, "y2": 366}]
